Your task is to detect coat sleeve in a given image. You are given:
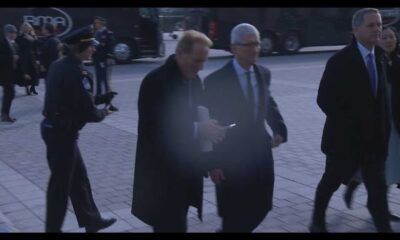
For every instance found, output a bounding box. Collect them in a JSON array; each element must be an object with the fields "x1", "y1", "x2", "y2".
[
  {"x1": 261, "y1": 67, "x2": 288, "y2": 142},
  {"x1": 317, "y1": 57, "x2": 347, "y2": 118},
  {"x1": 70, "y1": 70, "x2": 107, "y2": 123}
]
